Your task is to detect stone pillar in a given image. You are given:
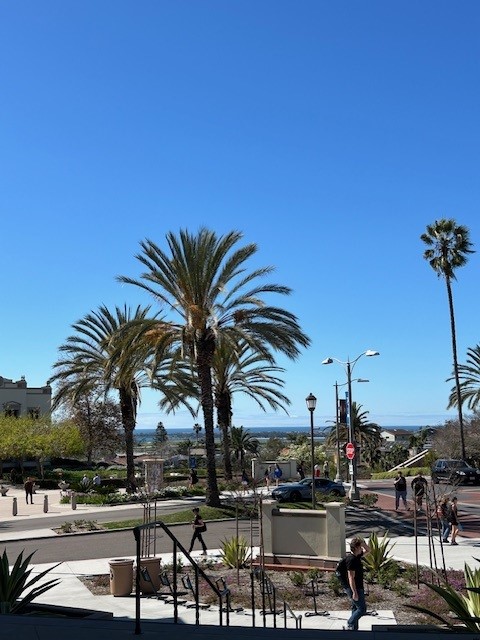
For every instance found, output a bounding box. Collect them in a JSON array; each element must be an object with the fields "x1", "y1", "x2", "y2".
[{"x1": 325, "y1": 502, "x2": 346, "y2": 558}]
